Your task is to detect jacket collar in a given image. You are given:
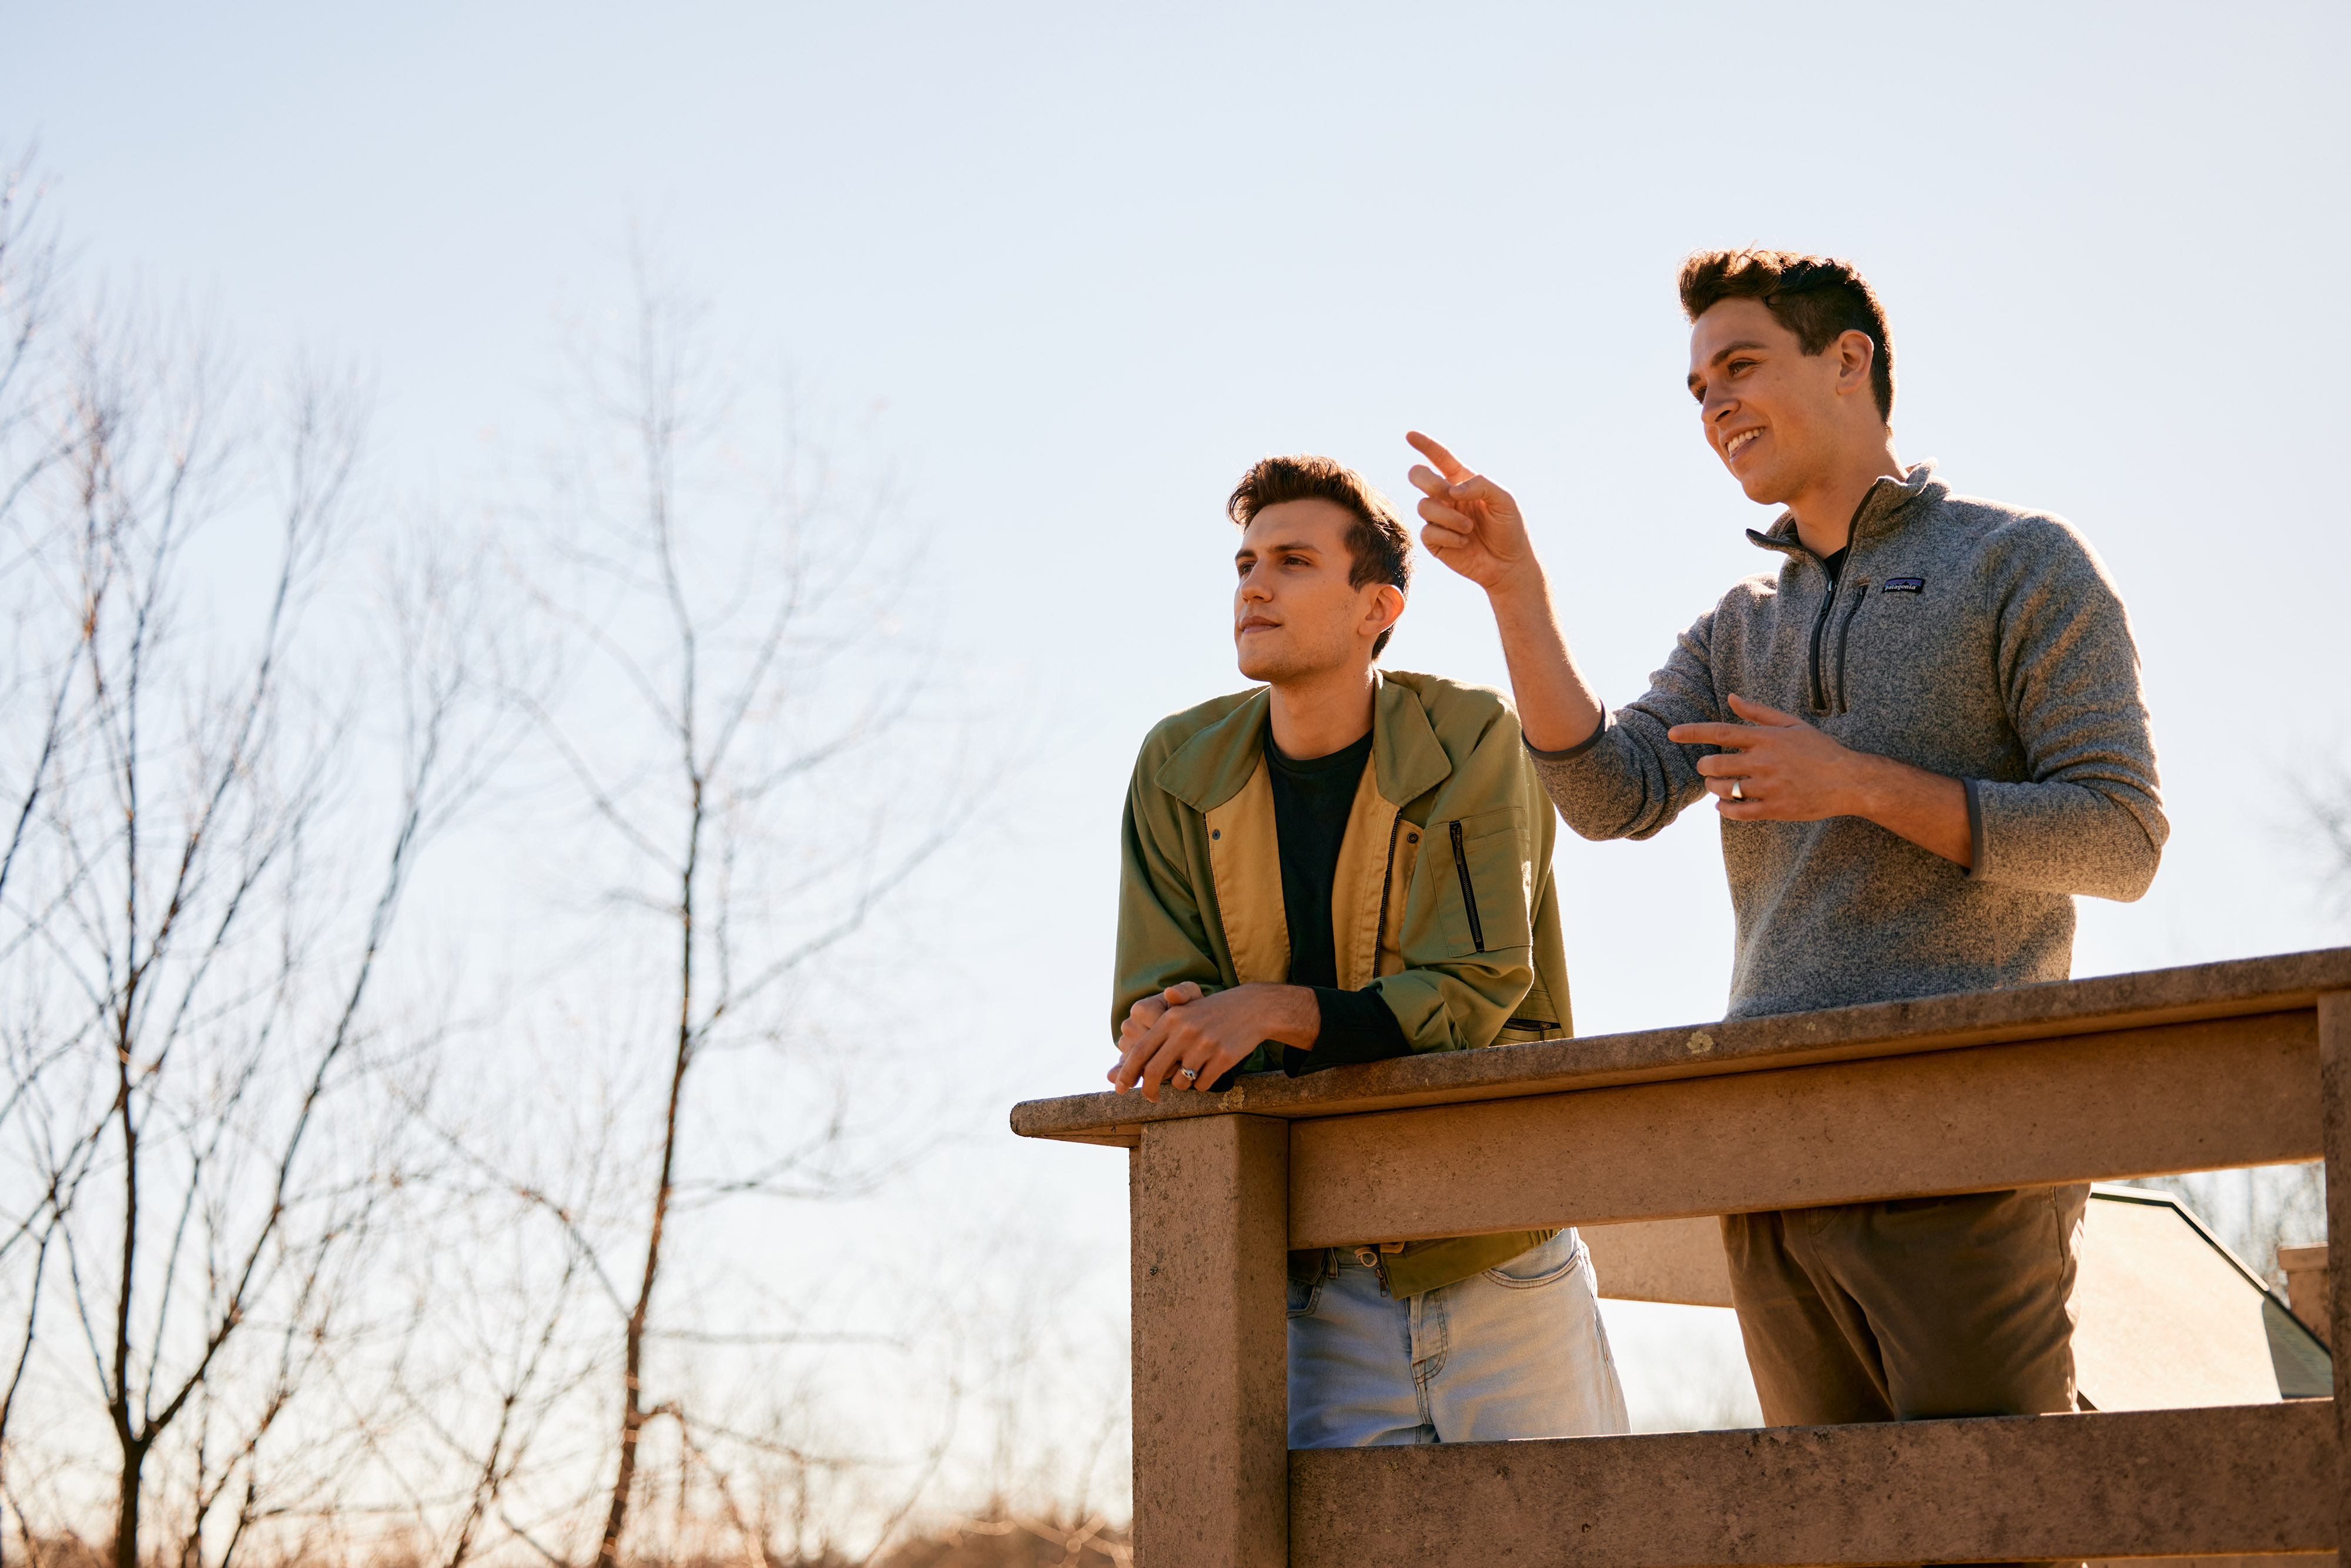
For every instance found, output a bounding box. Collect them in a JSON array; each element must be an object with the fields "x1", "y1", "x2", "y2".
[
  {"x1": 1156, "y1": 668, "x2": 1454, "y2": 813},
  {"x1": 1746, "y1": 459, "x2": 1944, "y2": 559}
]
